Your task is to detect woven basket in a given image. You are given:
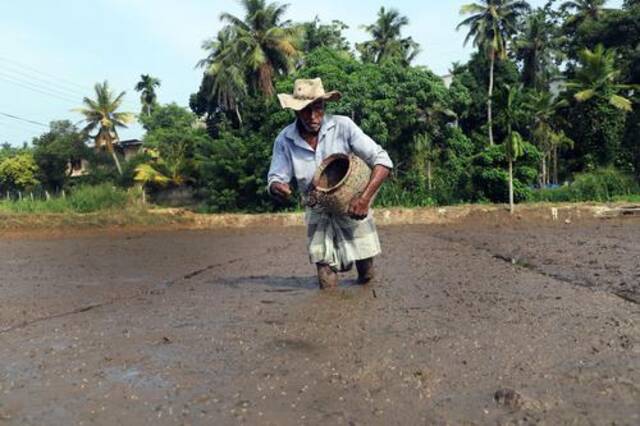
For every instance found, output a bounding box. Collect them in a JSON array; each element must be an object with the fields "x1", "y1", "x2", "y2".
[{"x1": 308, "y1": 154, "x2": 371, "y2": 215}]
